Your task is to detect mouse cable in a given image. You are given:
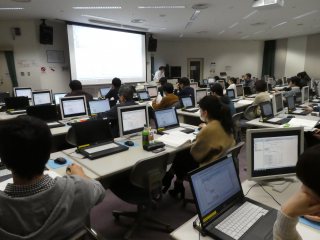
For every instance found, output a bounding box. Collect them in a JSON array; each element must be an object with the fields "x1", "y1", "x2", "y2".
[
  {"x1": 244, "y1": 183, "x2": 259, "y2": 196},
  {"x1": 258, "y1": 183, "x2": 281, "y2": 207}
]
